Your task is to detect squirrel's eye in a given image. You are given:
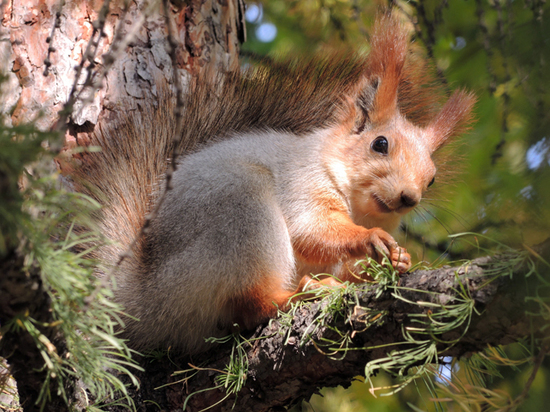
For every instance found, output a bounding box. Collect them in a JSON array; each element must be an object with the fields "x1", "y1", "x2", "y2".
[
  {"x1": 428, "y1": 177, "x2": 435, "y2": 187},
  {"x1": 371, "y1": 136, "x2": 388, "y2": 155}
]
